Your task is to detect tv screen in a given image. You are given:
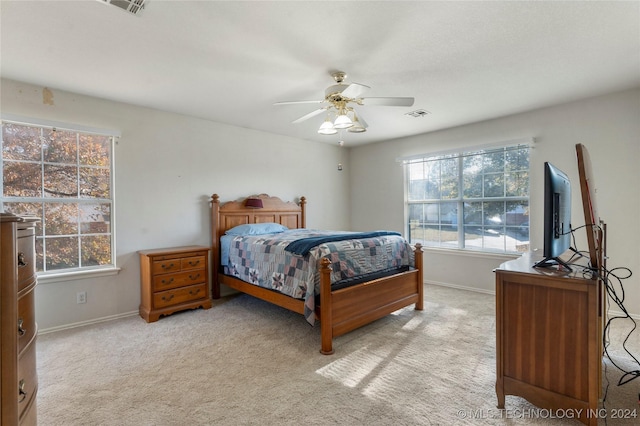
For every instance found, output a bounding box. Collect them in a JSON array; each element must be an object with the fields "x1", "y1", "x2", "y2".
[{"x1": 534, "y1": 162, "x2": 573, "y2": 270}]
